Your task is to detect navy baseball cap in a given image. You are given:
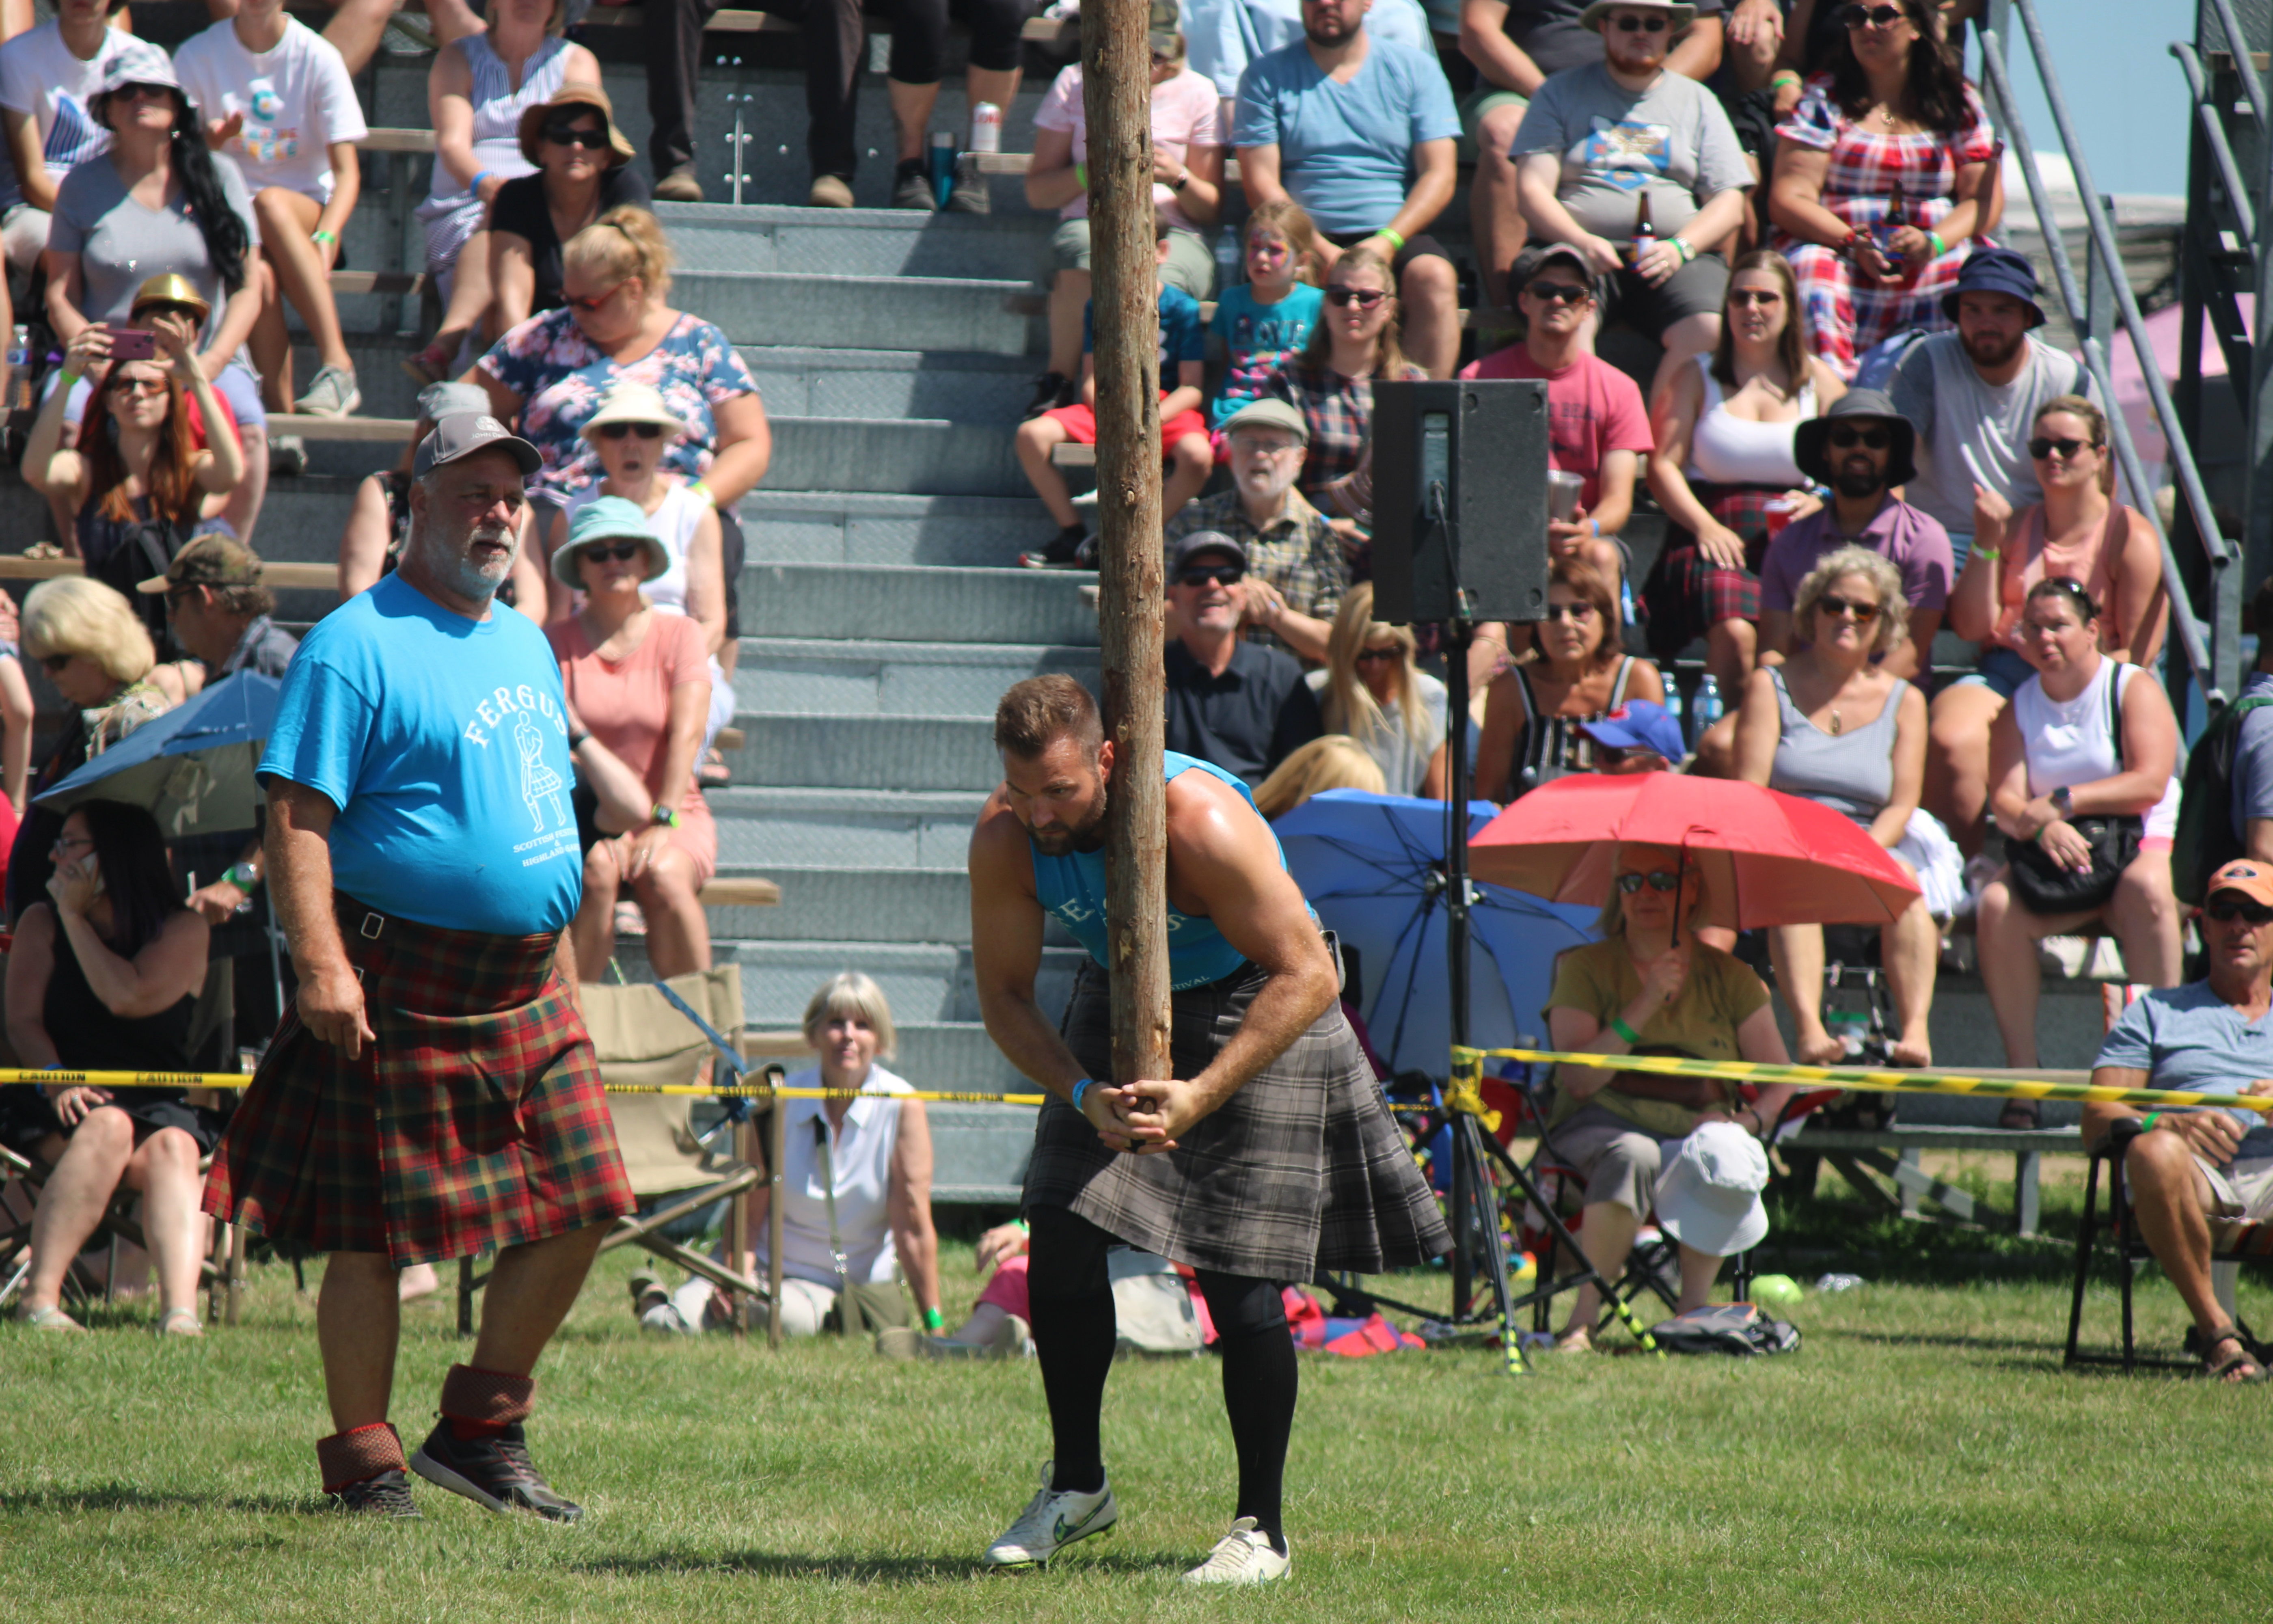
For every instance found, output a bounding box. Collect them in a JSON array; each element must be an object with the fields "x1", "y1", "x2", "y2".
[
  {"x1": 1580, "y1": 700, "x2": 1684, "y2": 762},
  {"x1": 1941, "y1": 246, "x2": 2047, "y2": 329}
]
